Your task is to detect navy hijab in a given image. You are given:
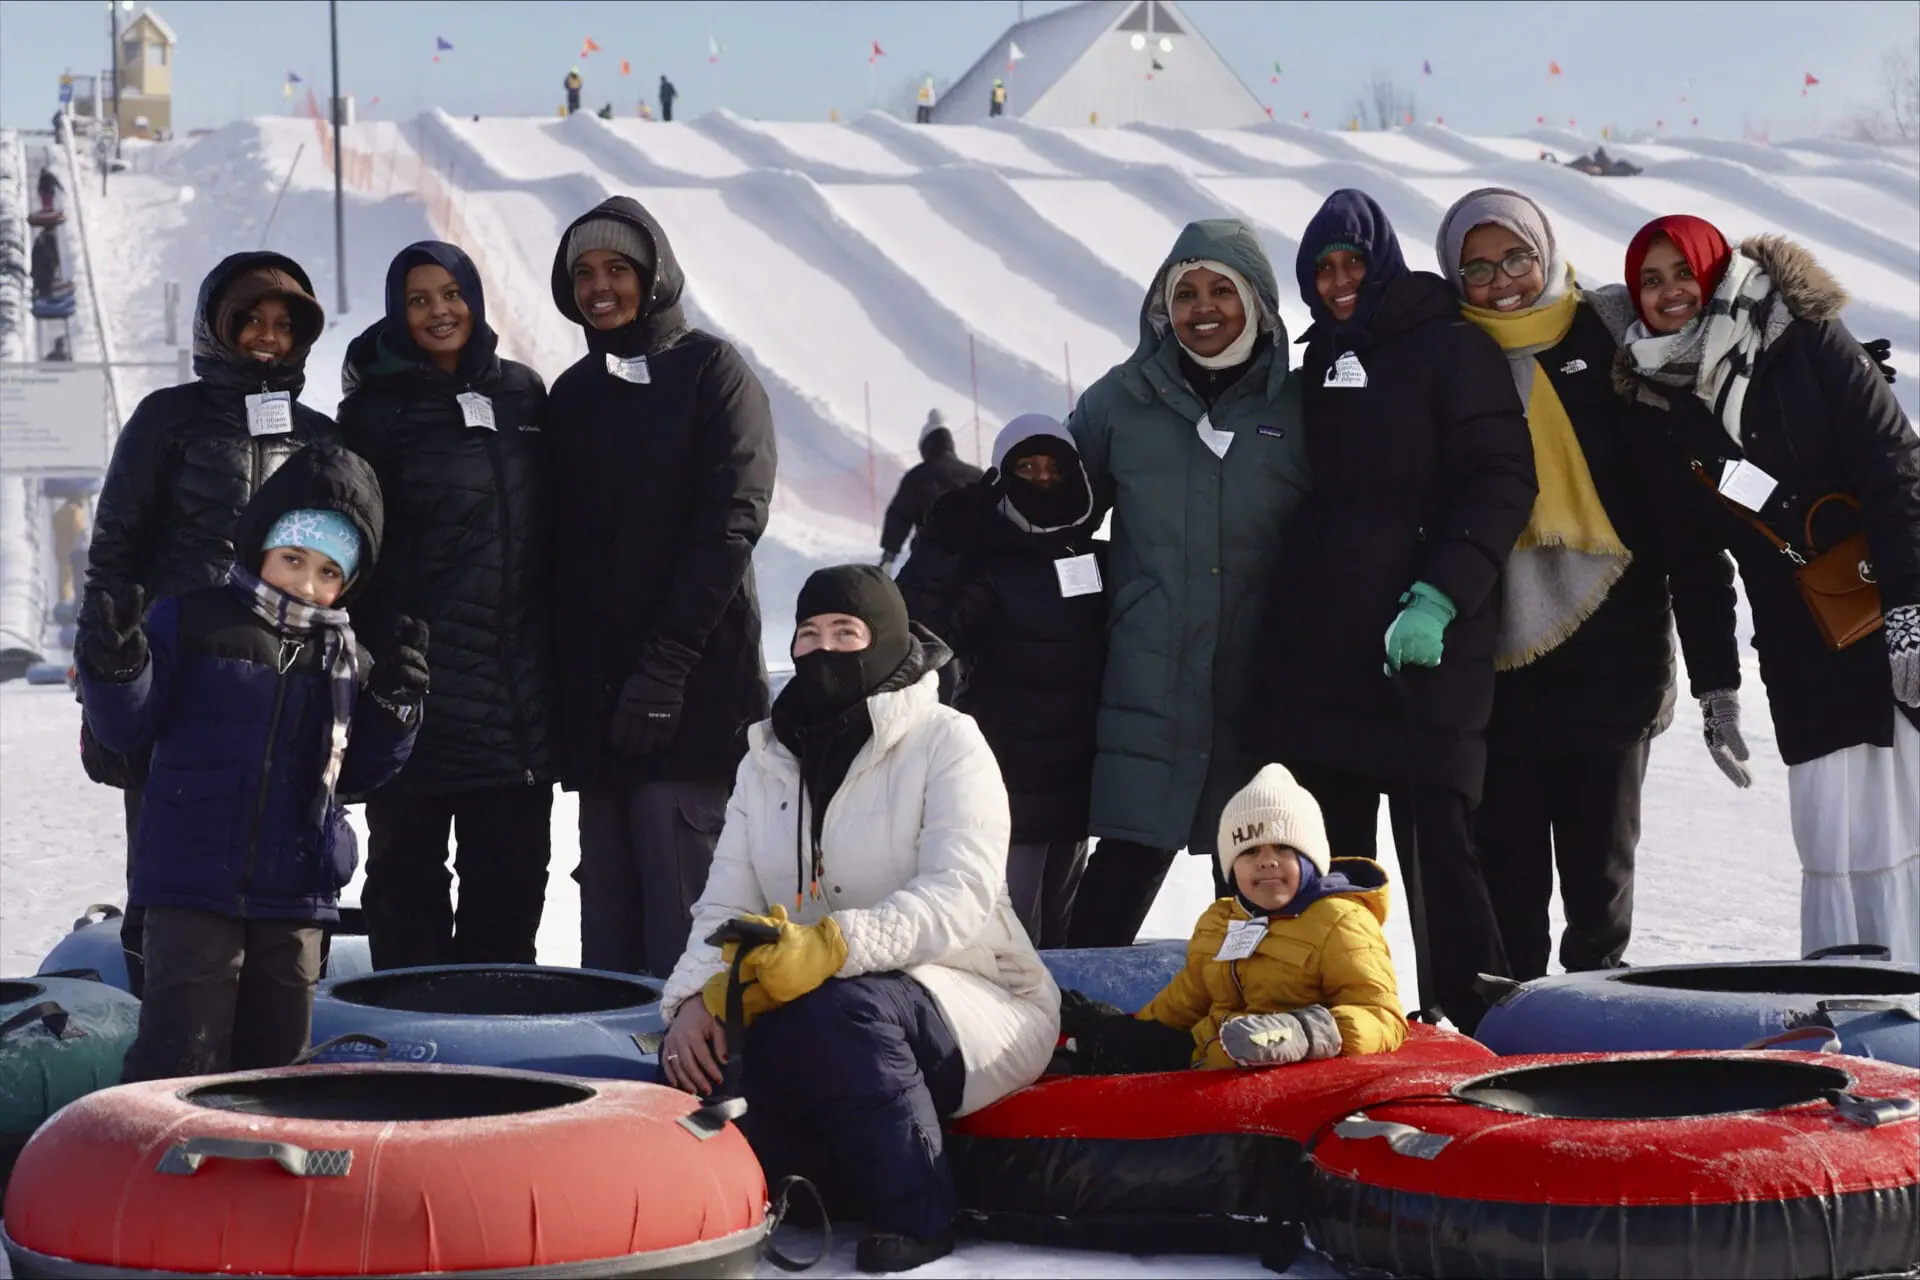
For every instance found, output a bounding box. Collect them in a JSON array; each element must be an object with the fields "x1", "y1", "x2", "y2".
[
  {"x1": 1294, "y1": 189, "x2": 1409, "y2": 347},
  {"x1": 380, "y1": 240, "x2": 496, "y2": 378}
]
